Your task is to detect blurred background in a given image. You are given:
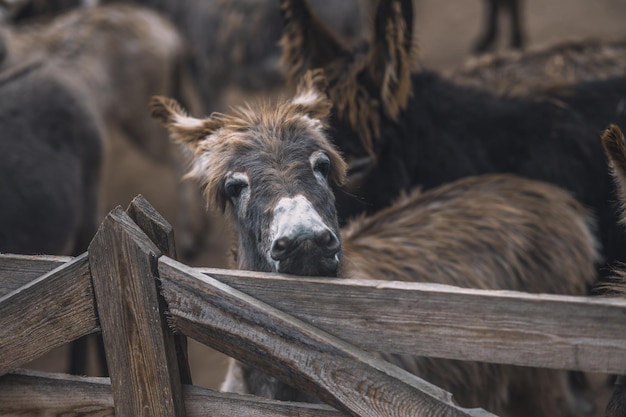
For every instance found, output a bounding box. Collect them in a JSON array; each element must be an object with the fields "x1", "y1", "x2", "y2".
[{"x1": 2, "y1": 0, "x2": 625, "y2": 402}]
